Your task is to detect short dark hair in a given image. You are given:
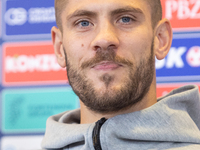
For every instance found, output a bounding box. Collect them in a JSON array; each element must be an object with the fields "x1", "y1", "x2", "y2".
[
  {"x1": 147, "y1": 0, "x2": 162, "y2": 28},
  {"x1": 54, "y1": 0, "x2": 67, "y2": 31},
  {"x1": 54, "y1": 0, "x2": 162, "y2": 31}
]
